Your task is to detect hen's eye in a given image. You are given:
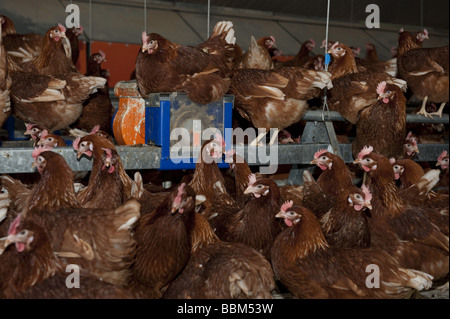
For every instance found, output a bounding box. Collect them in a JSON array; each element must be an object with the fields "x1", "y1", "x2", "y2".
[
  {"x1": 287, "y1": 211, "x2": 295, "y2": 216},
  {"x1": 54, "y1": 30, "x2": 59, "y2": 34},
  {"x1": 19, "y1": 230, "x2": 27, "y2": 235},
  {"x1": 321, "y1": 156, "x2": 327, "y2": 160},
  {"x1": 355, "y1": 194, "x2": 362, "y2": 200},
  {"x1": 257, "y1": 185, "x2": 263, "y2": 189}
]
